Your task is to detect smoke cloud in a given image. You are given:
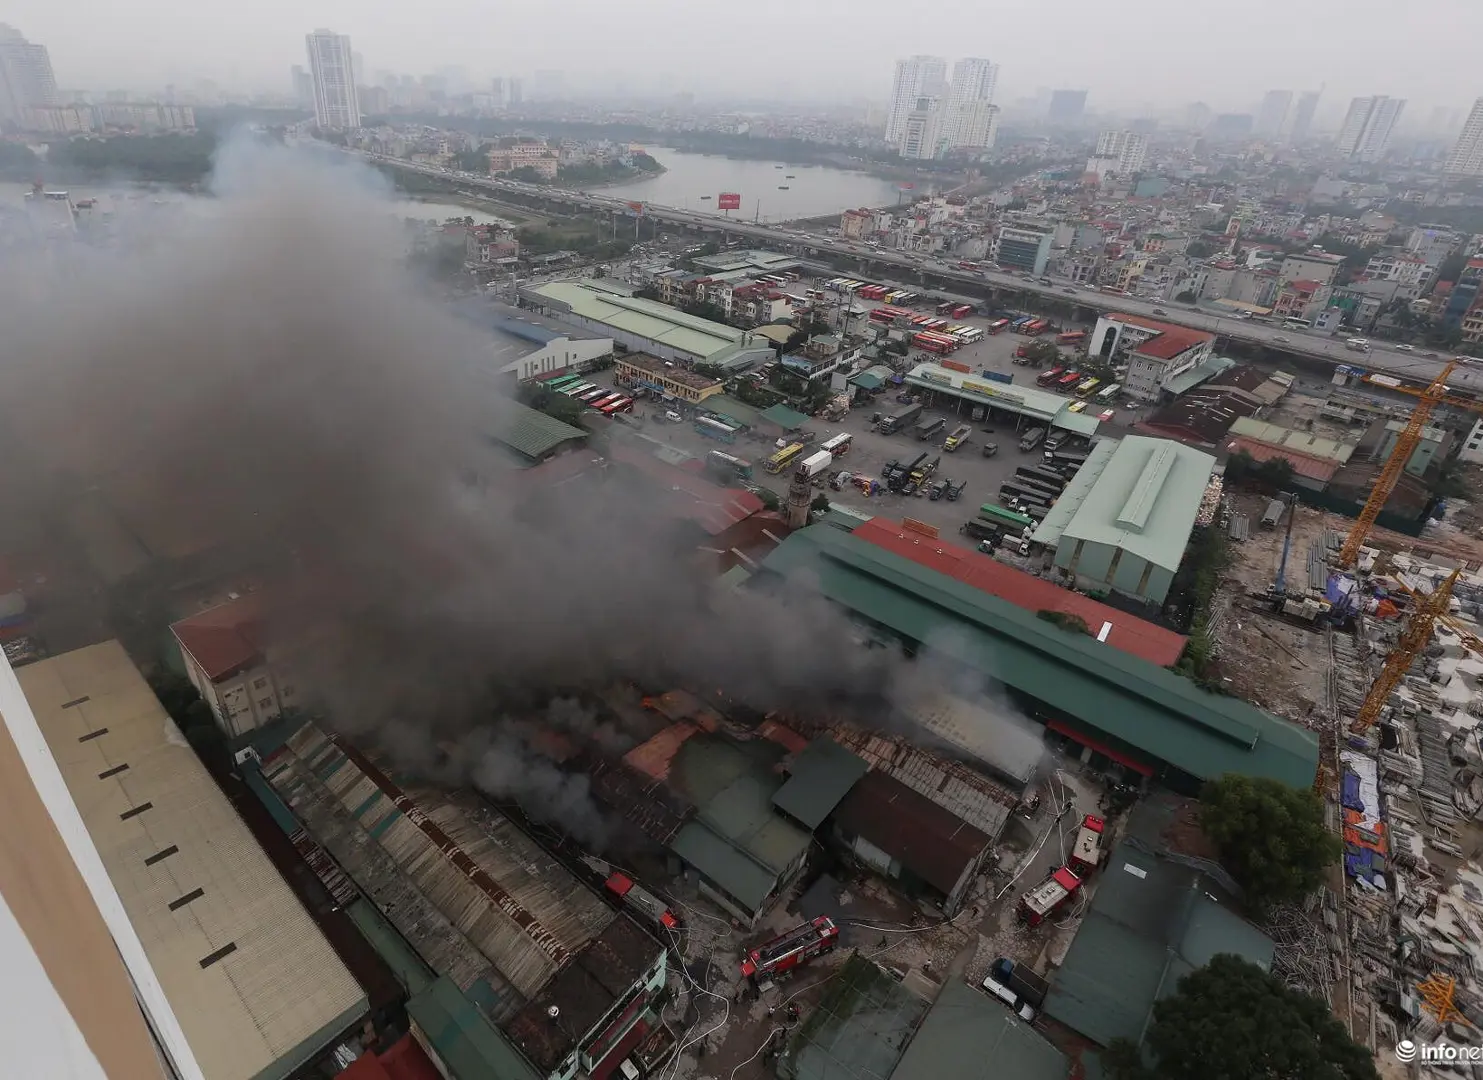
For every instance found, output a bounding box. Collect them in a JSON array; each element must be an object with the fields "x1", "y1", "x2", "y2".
[{"x1": 0, "y1": 140, "x2": 1038, "y2": 842}]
